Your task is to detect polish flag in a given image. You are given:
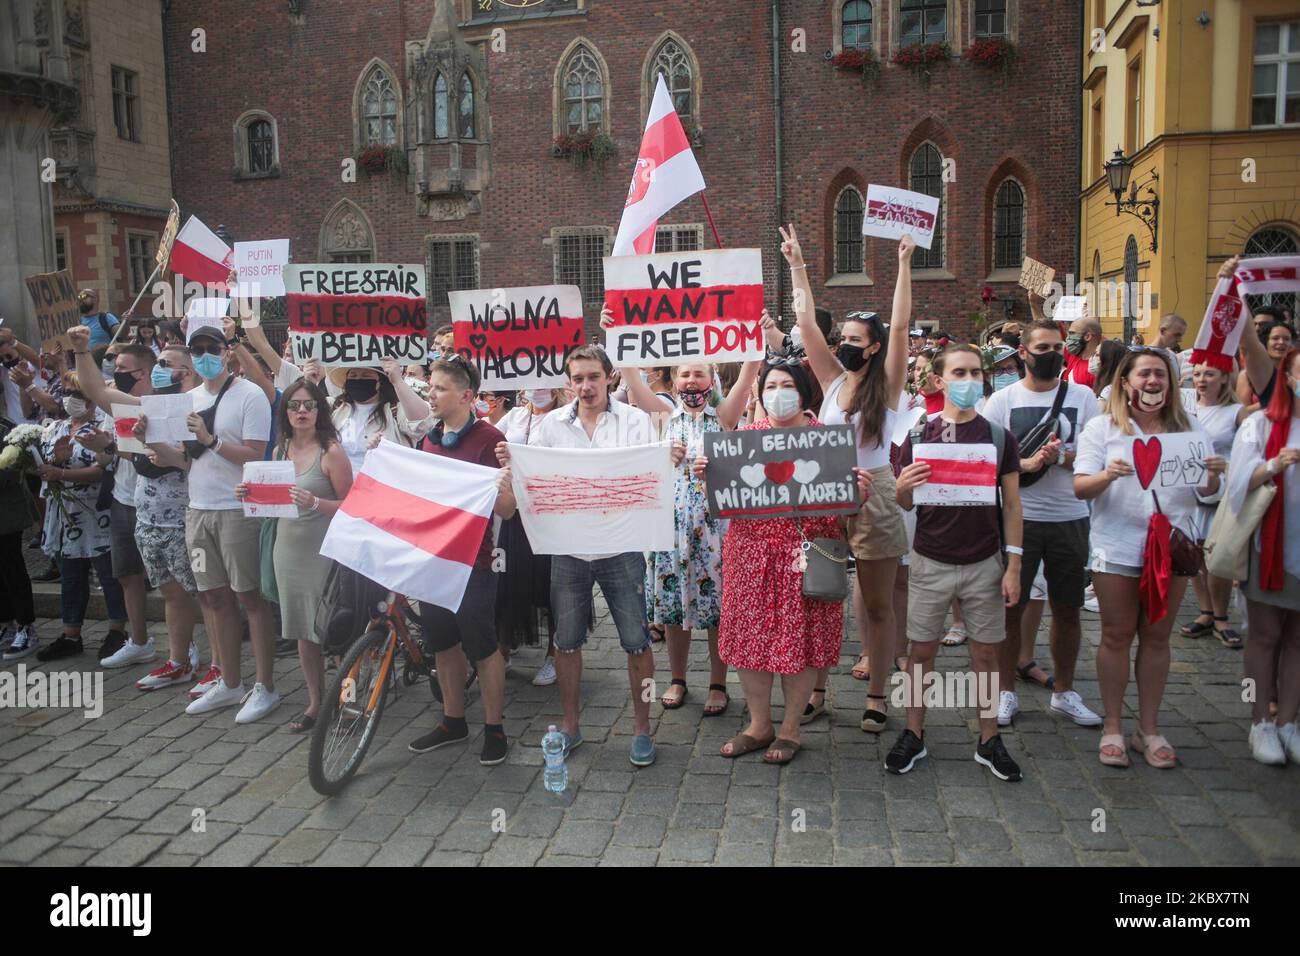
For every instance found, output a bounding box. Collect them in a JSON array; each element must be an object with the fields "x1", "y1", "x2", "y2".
[
  {"x1": 912, "y1": 443, "x2": 998, "y2": 506},
  {"x1": 612, "y1": 74, "x2": 707, "y2": 256},
  {"x1": 168, "y1": 216, "x2": 233, "y2": 288},
  {"x1": 320, "y1": 440, "x2": 499, "y2": 611}
]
